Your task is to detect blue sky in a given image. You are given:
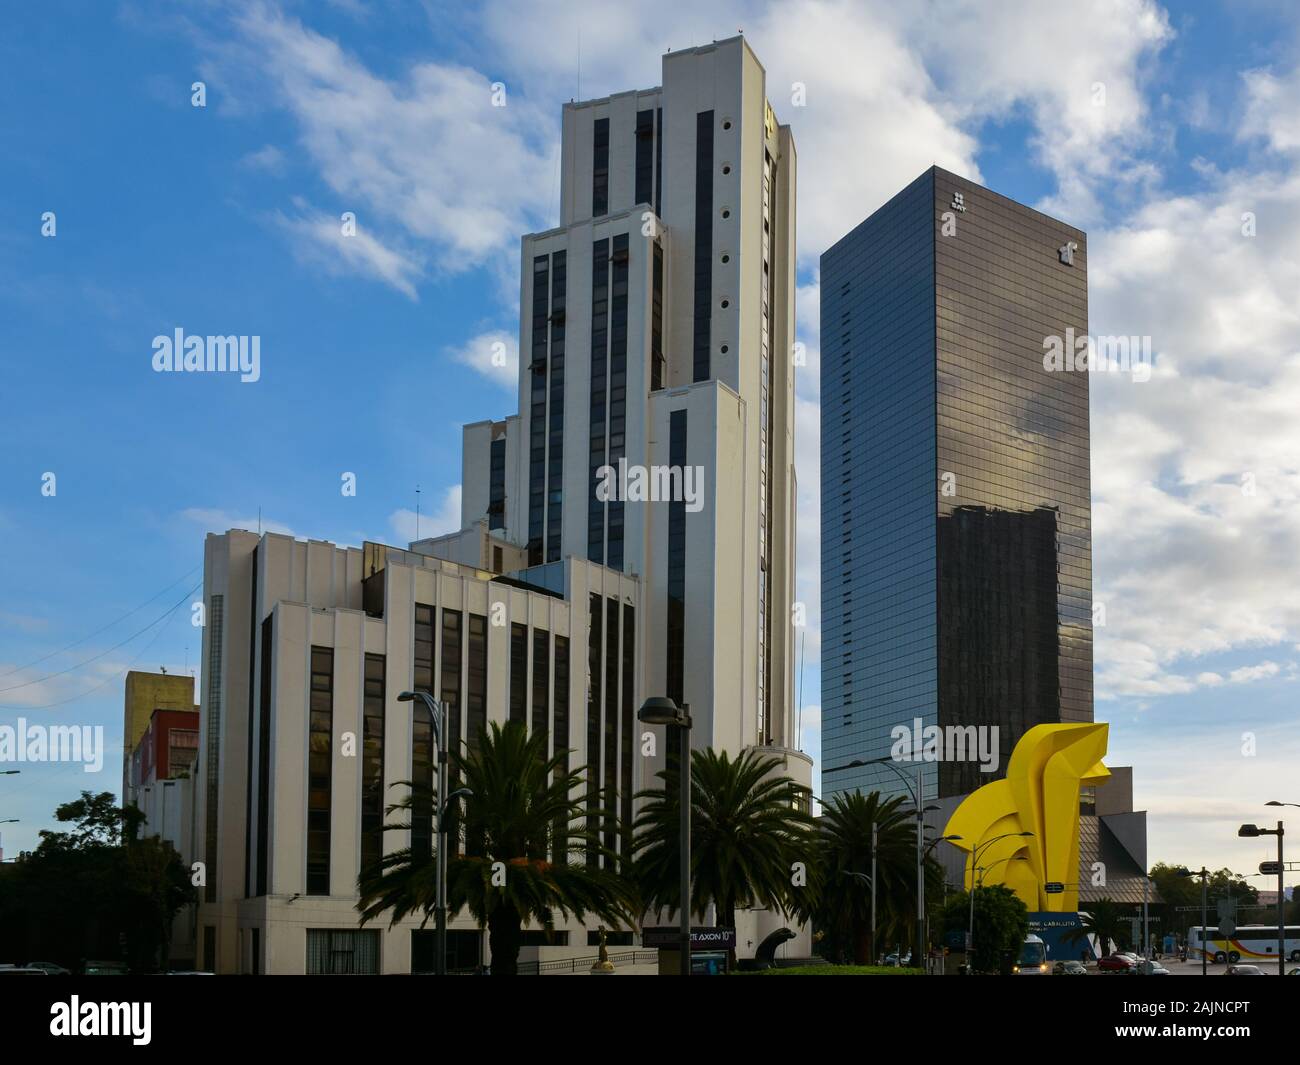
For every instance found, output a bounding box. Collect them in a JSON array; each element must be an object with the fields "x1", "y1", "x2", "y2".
[{"x1": 3, "y1": 0, "x2": 1300, "y2": 882}]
